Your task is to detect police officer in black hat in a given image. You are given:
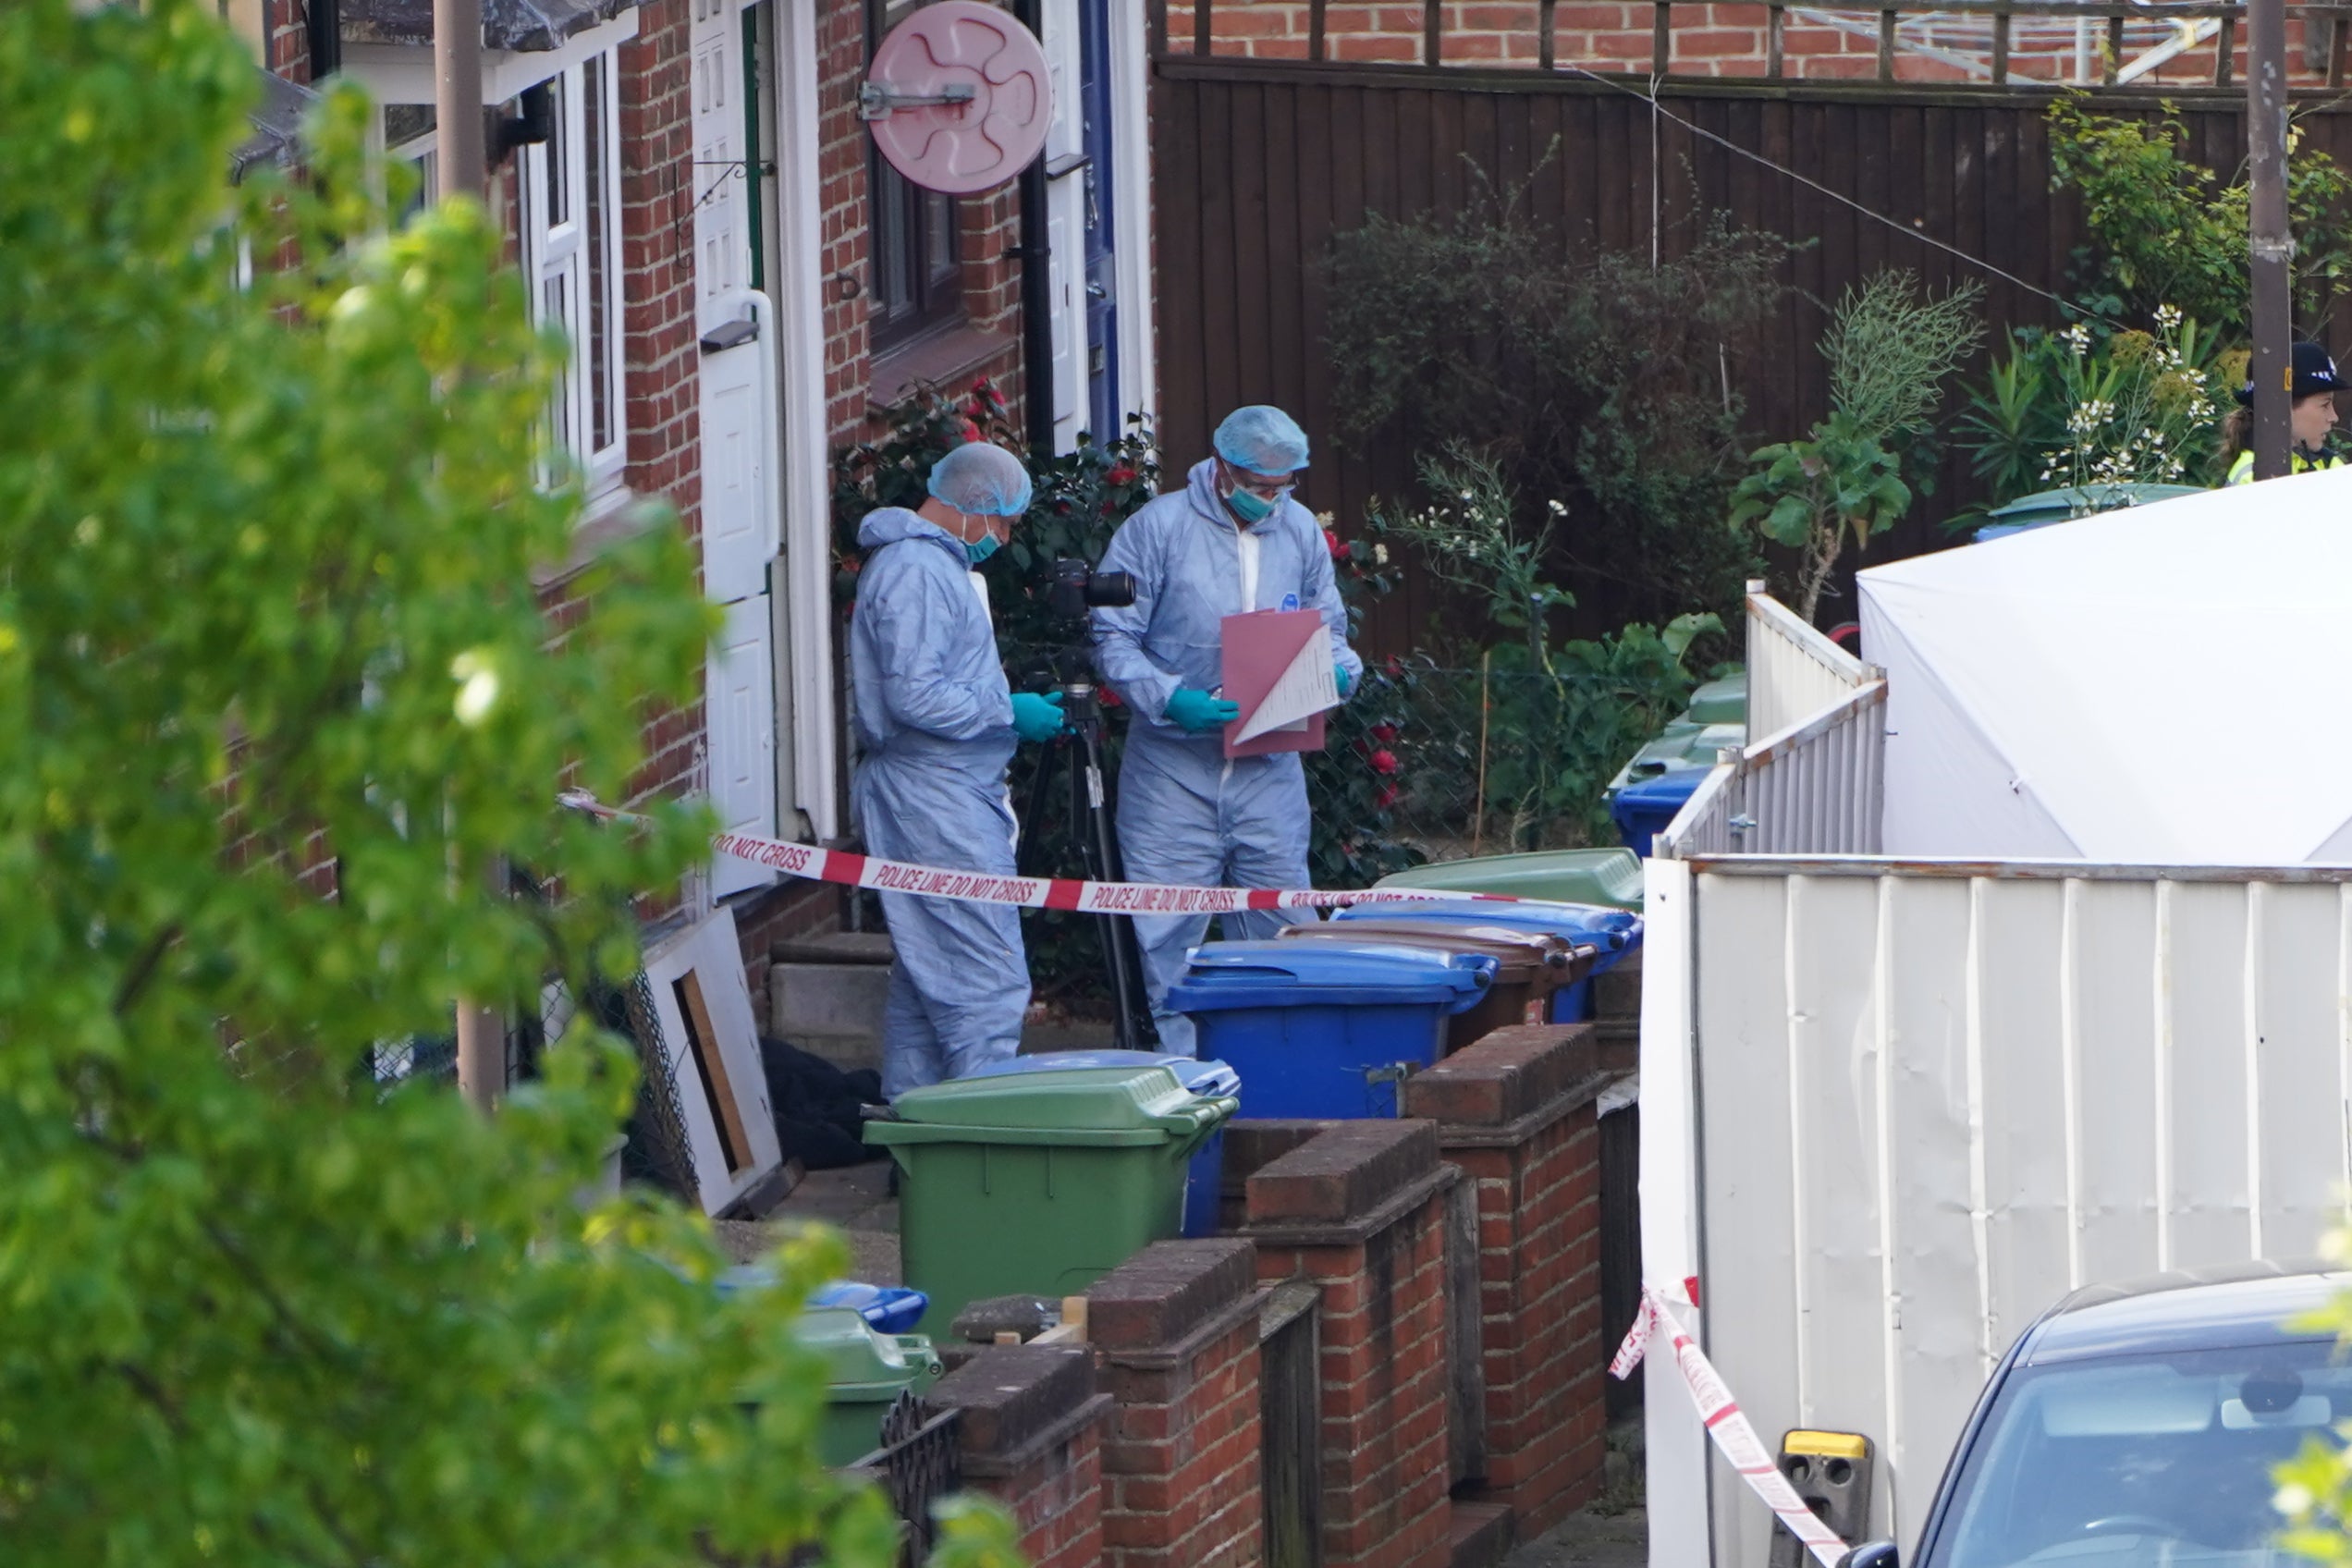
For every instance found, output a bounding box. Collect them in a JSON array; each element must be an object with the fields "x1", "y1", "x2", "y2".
[{"x1": 2223, "y1": 339, "x2": 2347, "y2": 484}]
